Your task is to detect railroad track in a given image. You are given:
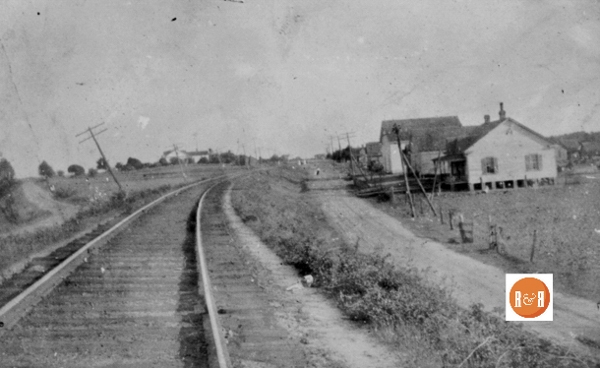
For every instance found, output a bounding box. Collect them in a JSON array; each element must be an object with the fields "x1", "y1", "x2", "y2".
[{"x1": 0, "y1": 174, "x2": 306, "y2": 368}]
